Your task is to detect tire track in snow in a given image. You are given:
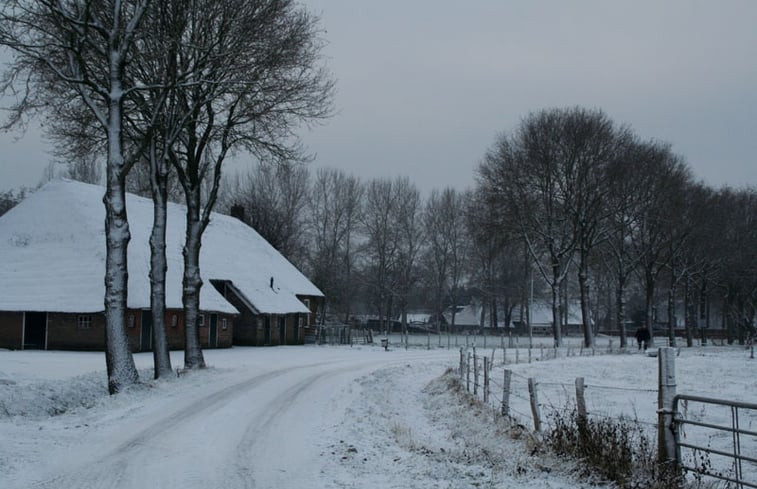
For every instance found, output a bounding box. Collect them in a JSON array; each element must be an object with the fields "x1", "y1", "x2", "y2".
[
  {"x1": 229, "y1": 353, "x2": 454, "y2": 489},
  {"x1": 27, "y1": 362, "x2": 335, "y2": 489},
  {"x1": 25, "y1": 351, "x2": 456, "y2": 489}
]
